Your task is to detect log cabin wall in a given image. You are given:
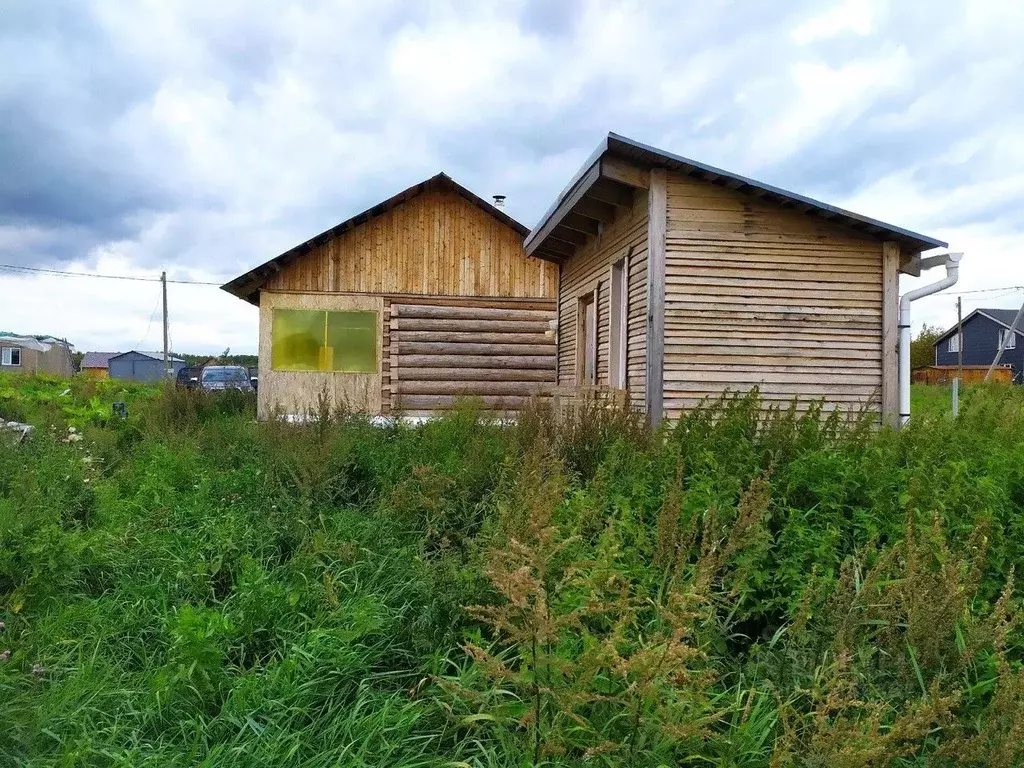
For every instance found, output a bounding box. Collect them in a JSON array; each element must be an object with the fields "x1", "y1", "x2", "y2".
[
  {"x1": 662, "y1": 171, "x2": 887, "y2": 419},
  {"x1": 264, "y1": 187, "x2": 558, "y2": 299},
  {"x1": 389, "y1": 298, "x2": 557, "y2": 416},
  {"x1": 556, "y1": 191, "x2": 649, "y2": 410}
]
